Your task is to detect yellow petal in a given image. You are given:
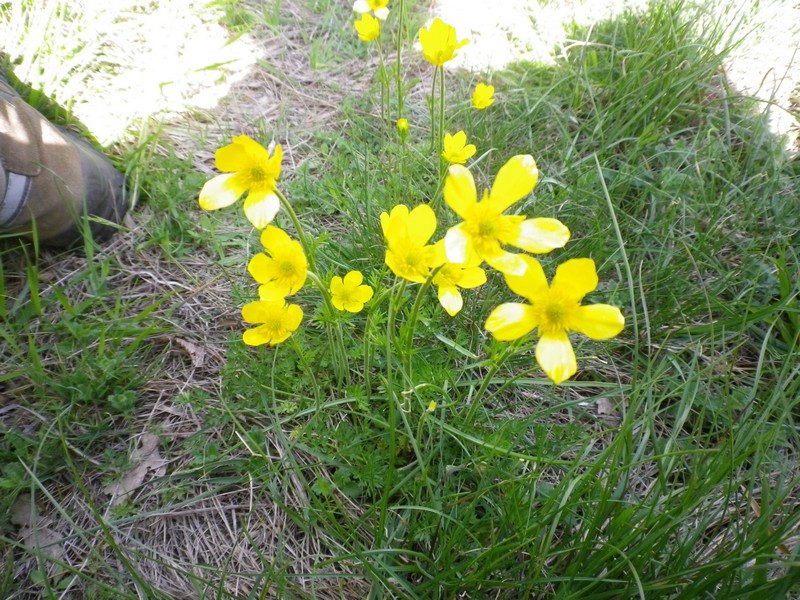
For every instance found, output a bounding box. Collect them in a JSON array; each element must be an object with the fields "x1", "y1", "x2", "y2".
[
  {"x1": 199, "y1": 174, "x2": 244, "y2": 210},
  {"x1": 513, "y1": 218, "x2": 570, "y2": 254},
  {"x1": 443, "y1": 165, "x2": 478, "y2": 219},
  {"x1": 330, "y1": 275, "x2": 344, "y2": 297},
  {"x1": 489, "y1": 155, "x2": 539, "y2": 212},
  {"x1": 285, "y1": 303, "x2": 304, "y2": 330},
  {"x1": 408, "y1": 204, "x2": 437, "y2": 246},
  {"x1": 354, "y1": 284, "x2": 374, "y2": 304},
  {"x1": 444, "y1": 224, "x2": 471, "y2": 264},
  {"x1": 247, "y1": 253, "x2": 274, "y2": 284},
  {"x1": 241, "y1": 300, "x2": 274, "y2": 324},
  {"x1": 485, "y1": 303, "x2": 537, "y2": 341},
  {"x1": 535, "y1": 331, "x2": 577, "y2": 384},
  {"x1": 552, "y1": 258, "x2": 598, "y2": 301},
  {"x1": 343, "y1": 270, "x2": 364, "y2": 287},
  {"x1": 572, "y1": 304, "x2": 624, "y2": 340},
  {"x1": 438, "y1": 286, "x2": 463, "y2": 316},
  {"x1": 243, "y1": 190, "x2": 280, "y2": 229},
  {"x1": 259, "y1": 282, "x2": 289, "y2": 300},
  {"x1": 243, "y1": 325, "x2": 273, "y2": 346},
  {"x1": 485, "y1": 250, "x2": 528, "y2": 277},
  {"x1": 259, "y1": 225, "x2": 291, "y2": 253},
  {"x1": 502, "y1": 255, "x2": 548, "y2": 301},
  {"x1": 455, "y1": 265, "x2": 487, "y2": 289}
]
